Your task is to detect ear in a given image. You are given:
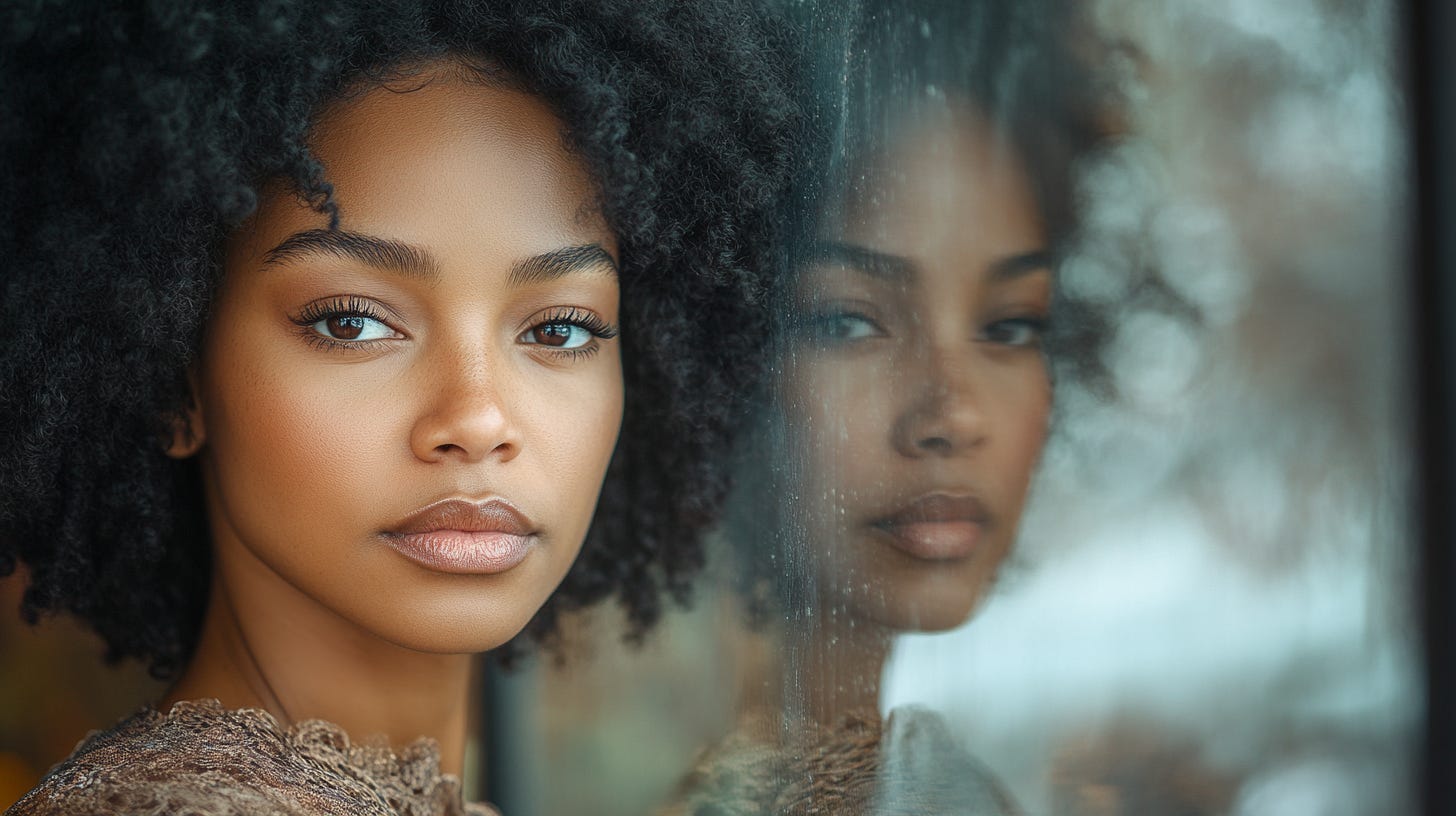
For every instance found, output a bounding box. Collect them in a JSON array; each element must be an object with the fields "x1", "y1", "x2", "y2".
[{"x1": 164, "y1": 366, "x2": 206, "y2": 459}]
